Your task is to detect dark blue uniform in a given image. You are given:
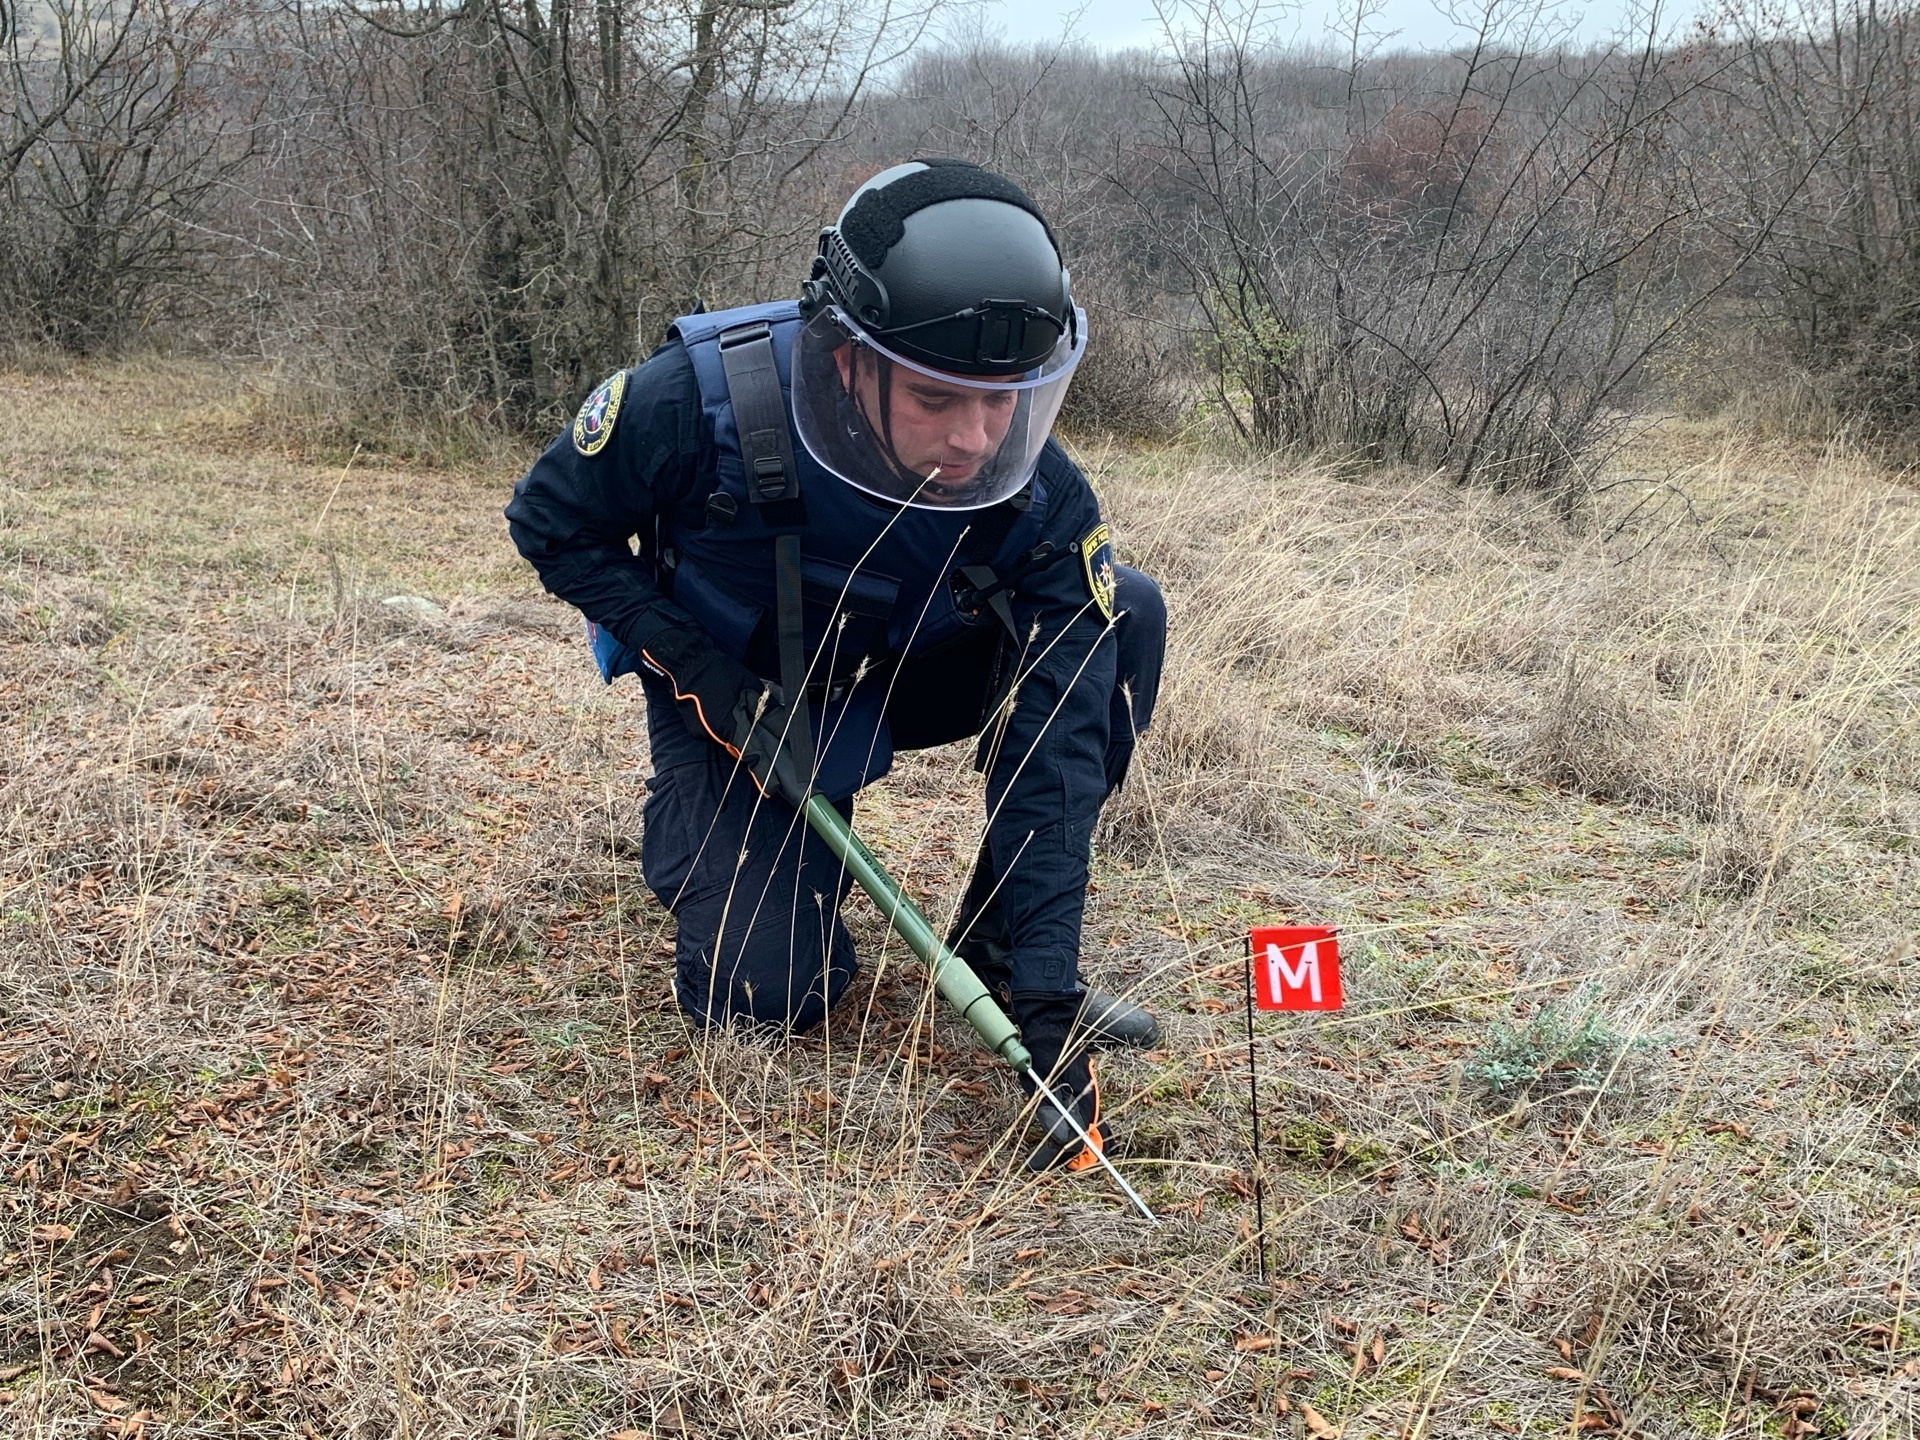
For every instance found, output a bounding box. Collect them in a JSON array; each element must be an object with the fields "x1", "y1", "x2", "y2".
[{"x1": 505, "y1": 302, "x2": 1163, "y2": 1030}]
